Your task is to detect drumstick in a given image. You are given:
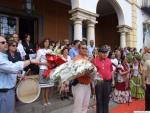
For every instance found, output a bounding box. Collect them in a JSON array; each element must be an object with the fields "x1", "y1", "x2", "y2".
[
  {"x1": 16, "y1": 69, "x2": 31, "y2": 88},
  {"x1": 24, "y1": 69, "x2": 31, "y2": 76}
]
